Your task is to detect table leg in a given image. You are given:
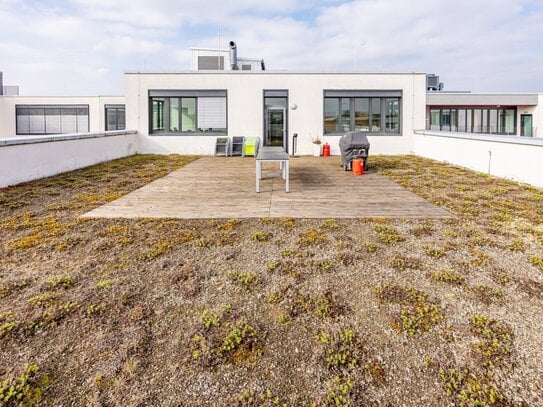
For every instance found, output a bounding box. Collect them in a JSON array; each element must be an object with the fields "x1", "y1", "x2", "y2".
[
  {"x1": 255, "y1": 161, "x2": 261, "y2": 192},
  {"x1": 285, "y1": 161, "x2": 289, "y2": 193}
]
